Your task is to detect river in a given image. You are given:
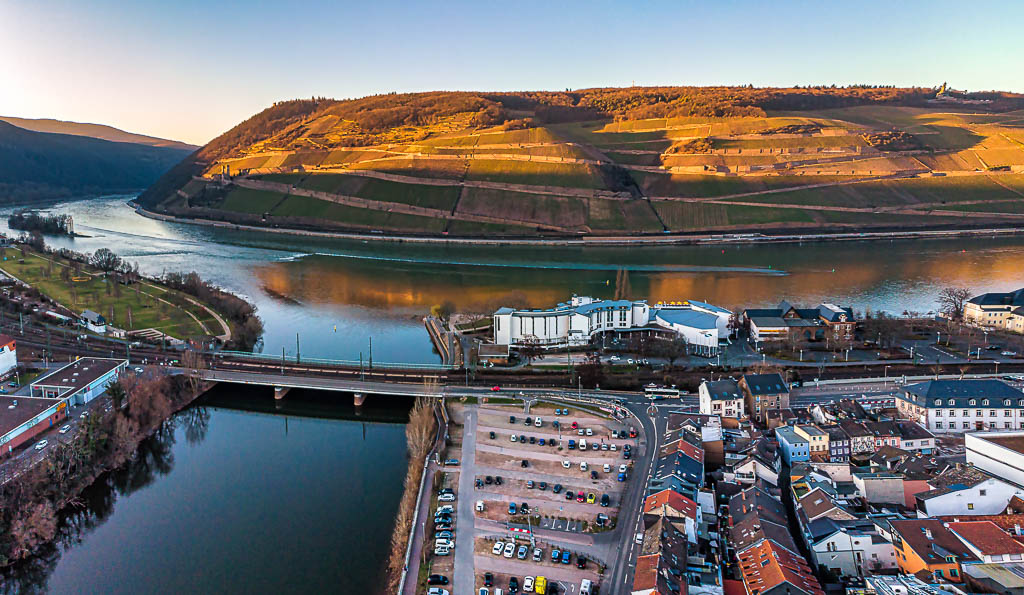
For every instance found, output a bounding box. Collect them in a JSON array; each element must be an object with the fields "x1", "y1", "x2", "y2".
[{"x1": 2, "y1": 195, "x2": 1024, "y2": 593}]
